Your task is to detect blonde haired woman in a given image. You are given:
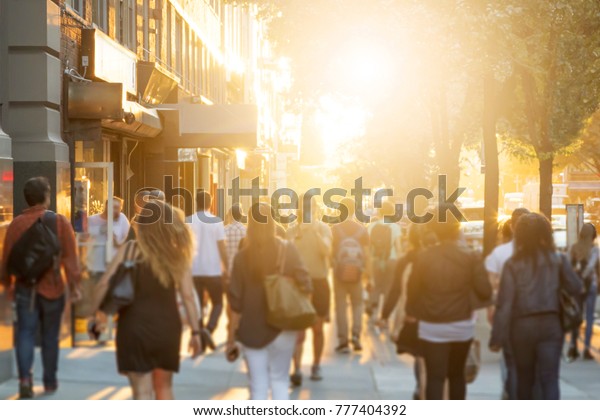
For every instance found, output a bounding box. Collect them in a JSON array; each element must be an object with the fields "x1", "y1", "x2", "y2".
[{"x1": 94, "y1": 200, "x2": 202, "y2": 399}]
